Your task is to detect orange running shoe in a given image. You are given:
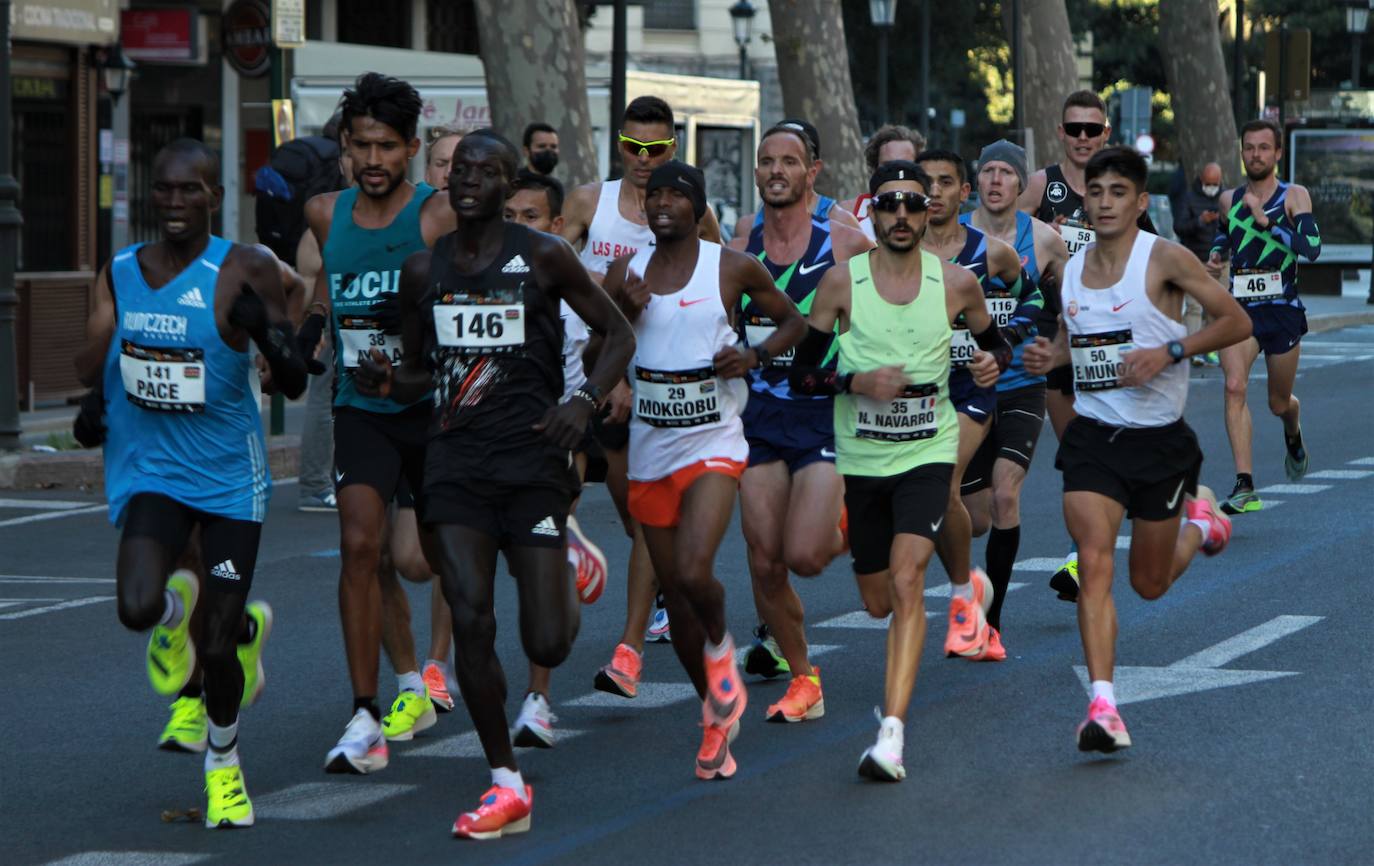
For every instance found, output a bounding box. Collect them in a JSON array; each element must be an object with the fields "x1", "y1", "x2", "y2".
[
  {"x1": 567, "y1": 514, "x2": 608, "y2": 604},
  {"x1": 422, "y1": 662, "x2": 455, "y2": 713},
  {"x1": 838, "y1": 506, "x2": 850, "y2": 553},
  {"x1": 452, "y1": 785, "x2": 533, "y2": 840},
  {"x1": 703, "y1": 636, "x2": 746, "y2": 728},
  {"x1": 695, "y1": 720, "x2": 739, "y2": 780},
  {"x1": 592, "y1": 643, "x2": 642, "y2": 698},
  {"x1": 975, "y1": 627, "x2": 1007, "y2": 662},
  {"x1": 766, "y1": 668, "x2": 825, "y2": 723},
  {"x1": 944, "y1": 594, "x2": 988, "y2": 658}
]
